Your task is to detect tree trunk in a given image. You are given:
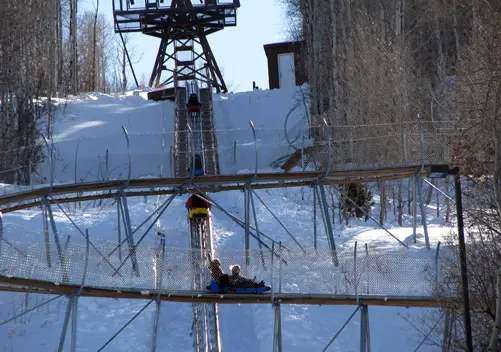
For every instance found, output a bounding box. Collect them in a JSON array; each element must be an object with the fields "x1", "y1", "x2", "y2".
[
  {"x1": 91, "y1": 0, "x2": 100, "y2": 91},
  {"x1": 398, "y1": 180, "x2": 403, "y2": 226},
  {"x1": 122, "y1": 36, "x2": 127, "y2": 93},
  {"x1": 445, "y1": 175, "x2": 450, "y2": 224},
  {"x1": 451, "y1": 0, "x2": 461, "y2": 63},
  {"x1": 57, "y1": 0, "x2": 63, "y2": 95},
  {"x1": 379, "y1": 181, "x2": 386, "y2": 225},
  {"x1": 487, "y1": 269, "x2": 501, "y2": 351},
  {"x1": 47, "y1": 0, "x2": 57, "y2": 139},
  {"x1": 425, "y1": 179, "x2": 434, "y2": 205},
  {"x1": 69, "y1": 0, "x2": 78, "y2": 94},
  {"x1": 408, "y1": 178, "x2": 412, "y2": 215},
  {"x1": 492, "y1": 119, "x2": 501, "y2": 218}
]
